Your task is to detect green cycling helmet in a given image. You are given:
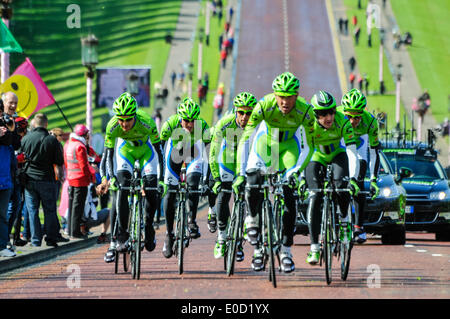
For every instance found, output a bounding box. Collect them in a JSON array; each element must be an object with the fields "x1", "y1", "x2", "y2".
[
  {"x1": 233, "y1": 92, "x2": 258, "y2": 110},
  {"x1": 341, "y1": 88, "x2": 367, "y2": 113},
  {"x1": 272, "y1": 72, "x2": 300, "y2": 96},
  {"x1": 177, "y1": 97, "x2": 200, "y2": 120},
  {"x1": 113, "y1": 92, "x2": 138, "y2": 117},
  {"x1": 311, "y1": 91, "x2": 336, "y2": 116}
]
